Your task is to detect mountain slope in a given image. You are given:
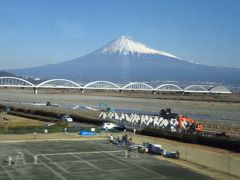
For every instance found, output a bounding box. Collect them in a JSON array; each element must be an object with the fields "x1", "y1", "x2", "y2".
[
  {"x1": 8, "y1": 36, "x2": 240, "y2": 84},
  {"x1": 98, "y1": 35, "x2": 181, "y2": 59},
  {"x1": 0, "y1": 71, "x2": 16, "y2": 77}
]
